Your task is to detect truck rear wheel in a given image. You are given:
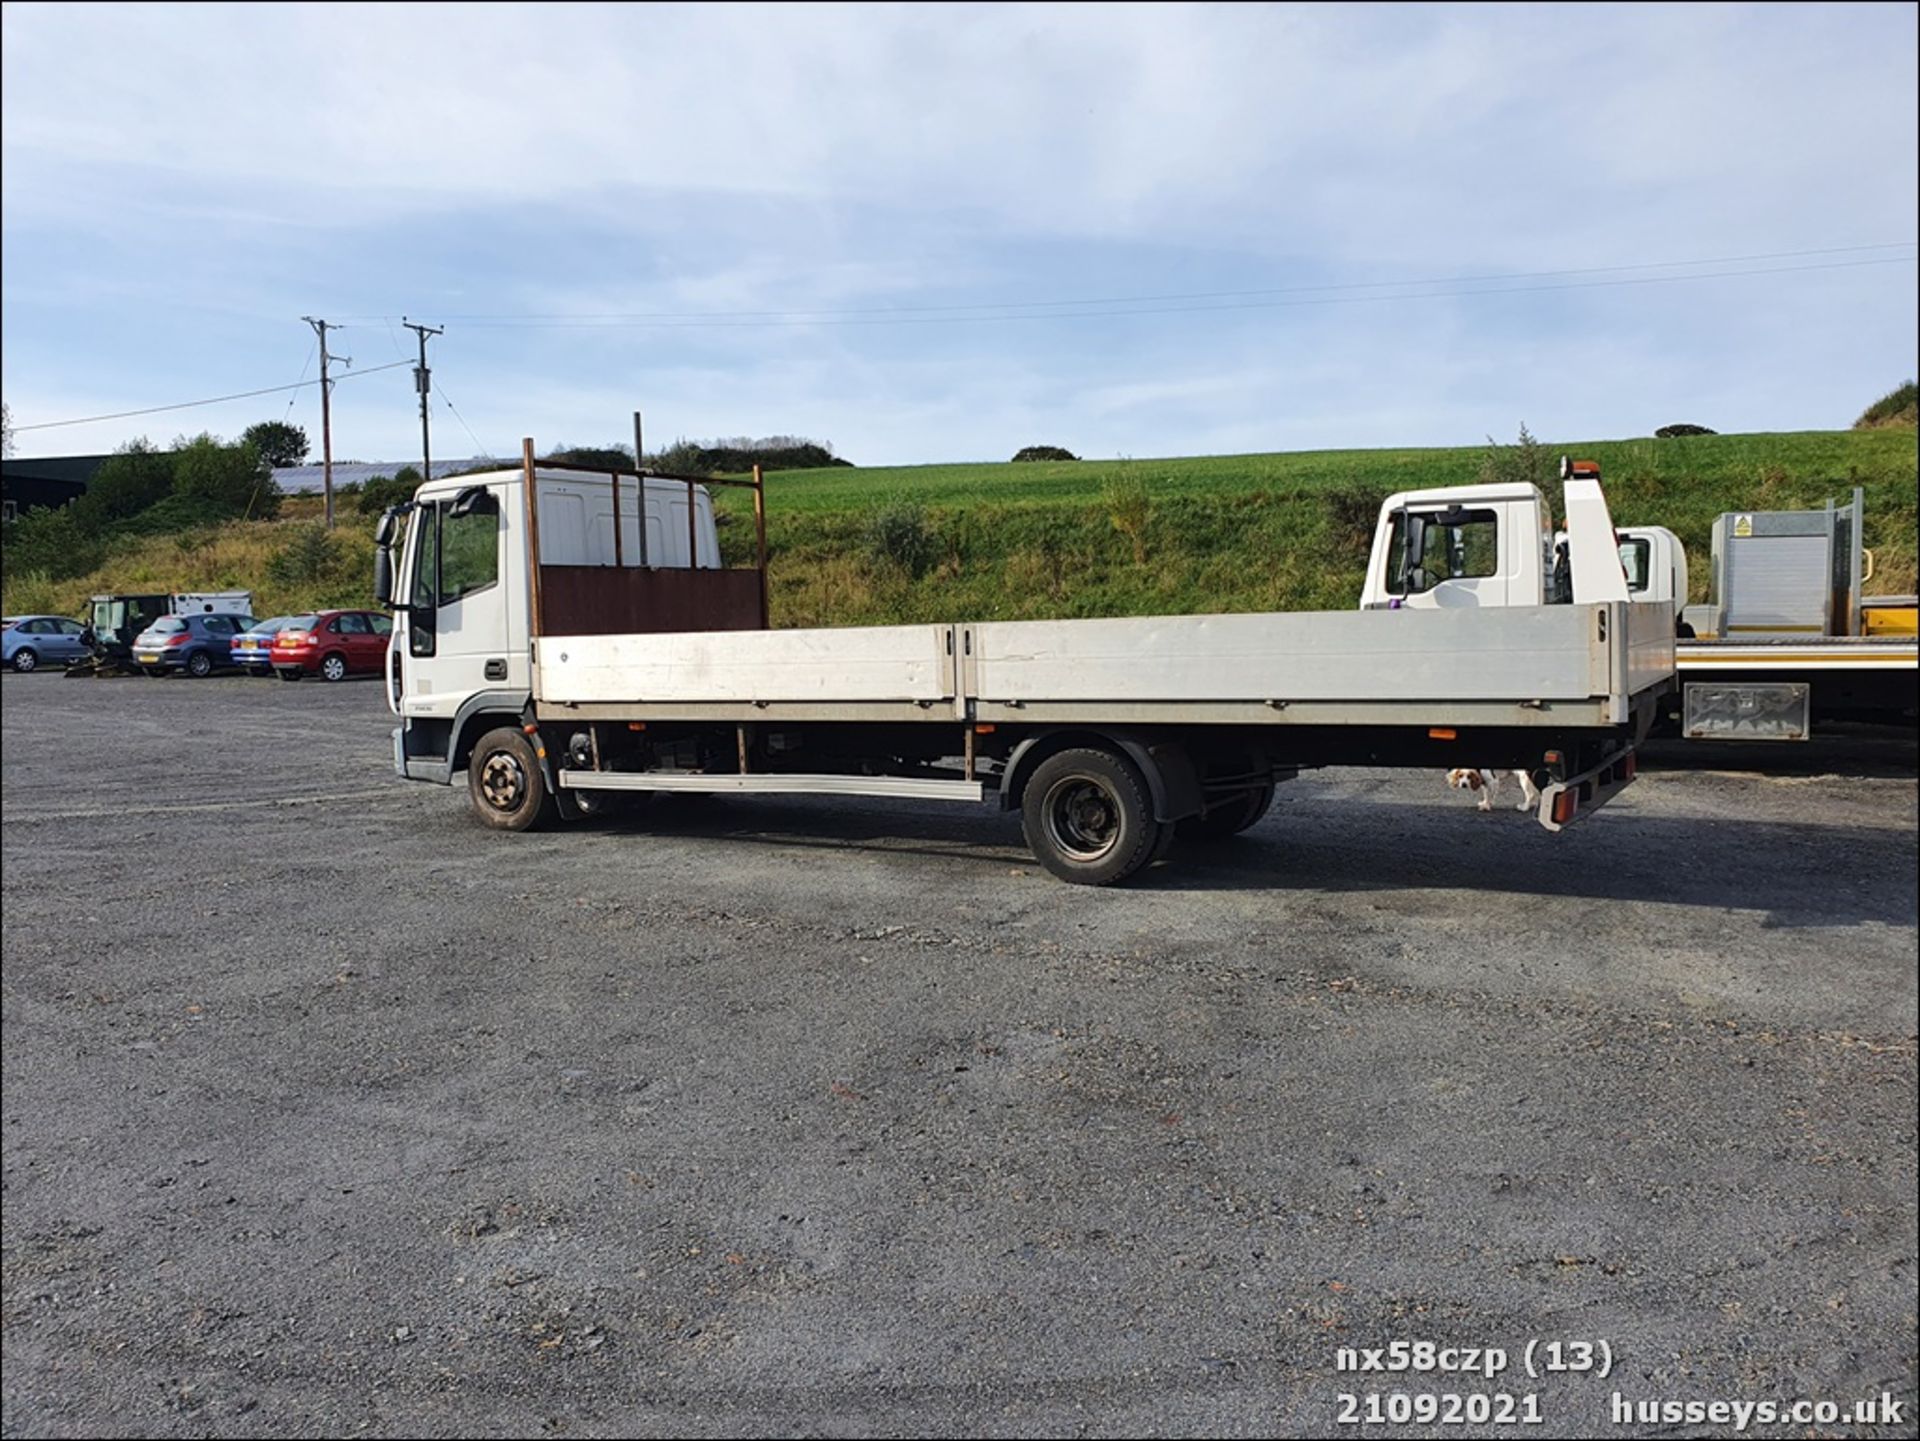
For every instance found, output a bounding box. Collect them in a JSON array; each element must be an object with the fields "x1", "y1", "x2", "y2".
[
  {"x1": 1176, "y1": 784, "x2": 1274, "y2": 840},
  {"x1": 468, "y1": 727, "x2": 558, "y2": 832},
  {"x1": 1021, "y1": 747, "x2": 1165, "y2": 886}
]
